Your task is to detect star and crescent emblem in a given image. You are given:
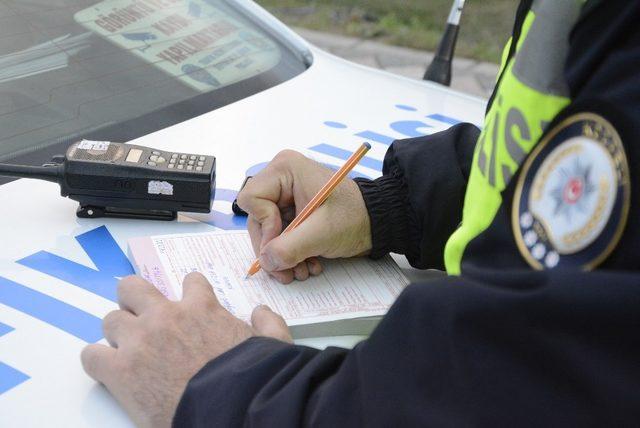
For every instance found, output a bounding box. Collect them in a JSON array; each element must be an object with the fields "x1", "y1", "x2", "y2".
[{"x1": 512, "y1": 113, "x2": 630, "y2": 270}]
